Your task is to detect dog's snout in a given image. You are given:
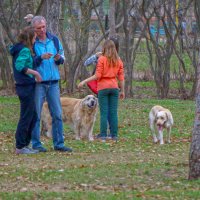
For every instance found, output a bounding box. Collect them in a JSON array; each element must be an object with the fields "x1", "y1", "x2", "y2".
[
  {"x1": 88, "y1": 99, "x2": 97, "y2": 108},
  {"x1": 91, "y1": 100, "x2": 97, "y2": 107}
]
